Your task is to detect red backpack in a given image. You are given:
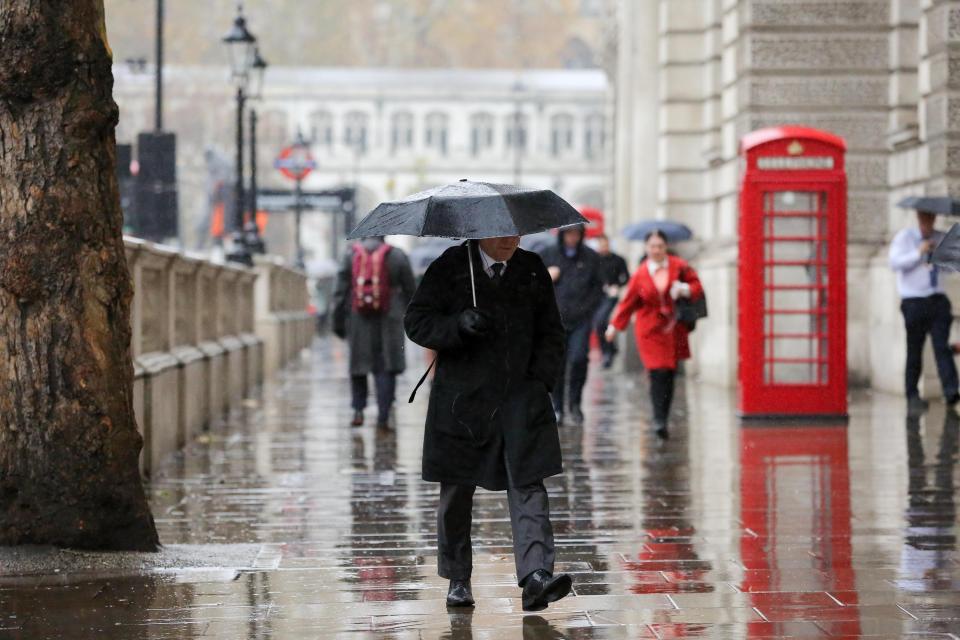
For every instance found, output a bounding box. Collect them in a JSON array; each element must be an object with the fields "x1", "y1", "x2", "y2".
[{"x1": 351, "y1": 242, "x2": 392, "y2": 315}]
